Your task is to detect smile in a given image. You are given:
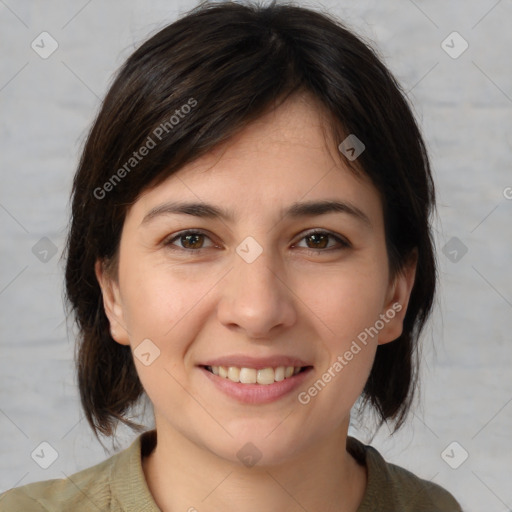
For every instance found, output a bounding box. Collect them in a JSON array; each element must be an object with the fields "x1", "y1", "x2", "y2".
[
  {"x1": 199, "y1": 364, "x2": 313, "y2": 404},
  {"x1": 204, "y1": 365, "x2": 308, "y2": 385}
]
